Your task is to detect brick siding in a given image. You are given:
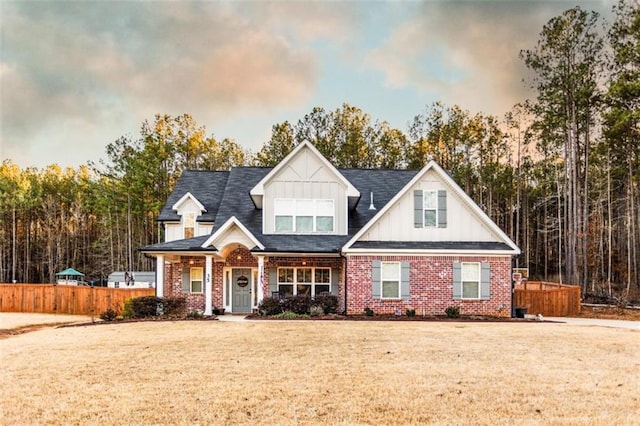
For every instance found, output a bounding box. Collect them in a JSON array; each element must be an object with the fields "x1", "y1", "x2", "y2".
[
  {"x1": 345, "y1": 255, "x2": 512, "y2": 317},
  {"x1": 163, "y1": 252, "x2": 512, "y2": 317}
]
